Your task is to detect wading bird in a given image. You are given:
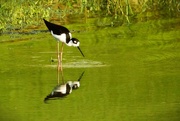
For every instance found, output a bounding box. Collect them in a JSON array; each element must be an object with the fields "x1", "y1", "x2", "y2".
[
  {"x1": 43, "y1": 19, "x2": 84, "y2": 83},
  {"x1": 44, "y1": 71, "x2": 85, "y2": 102}
]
